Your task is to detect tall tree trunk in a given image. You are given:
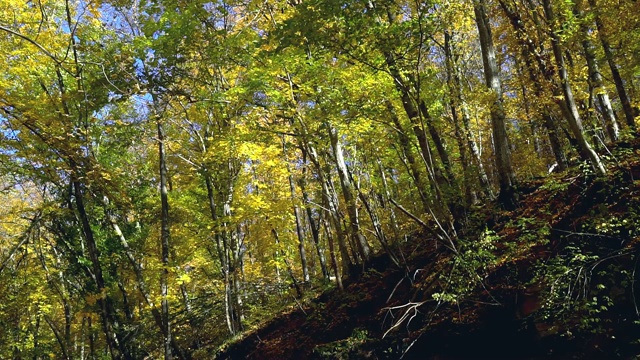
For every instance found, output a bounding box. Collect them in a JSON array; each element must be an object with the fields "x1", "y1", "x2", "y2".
[
  {"x1": 229, "y1": 224, "x2": 244, "y2": 331},
  {"x1": 474, "y1": 0, "x2": 517, "y2": 208},
  {"x1": 300, "y1": 150, "x2": 330, "y2": 279},
  {"x1": 417, "y1": 100, "x2": 456, "y2": 190},
  {"x1": 352, "y1": 172, "x2": 400, "y2": 267},
  {"x1": 204, "y1": 174, "x2": 234, "y2": 335},
  {"x1": 102, "y1": 196, "x2": 188, "y2": 360},
  {"x1": 223, "y1": 187, "x2": 244, "y2": 333},
  {"x1": 299, "y1": 118, "x2": 354, "y2": 277},
  {"x1": 328, "y1": 124, "x2": 371, "y2": 264},
  {"x1": 87, "y1": 317, "x2": 95, "y2": 360},
  {"x1": 575, "y1": 2, "x2": 619, "y2": 142},
  {"x1": 386, "y1": 101, "x2": 431, "y2": 213},
  {"x1": 272, "y1": 229, "x2": 303, "y2": 298},
  {"x1": 72, "y1": 179, "x2": 128, "y2": 360},
  {"x1": 382, "y1": 6, "x2": 458, "y2": 219},
  {"x1": 376, "y1": 157, "x2": 401, "y2": 244},
  {"x1": 51, "y1": 246, "x2": 73, "y2": 357},
  {"x1": 499, "y1": 0, "x2": 569, "y2": 171},
  {"x1": 306, "y1": 144, "x2": 353, "y2": 273},
  {"x1": 543, "y1": 0, "x2": 607, "y2": 175},
  {"x1": 285, "y1": 152, "x2": 310, "y2": 283},
  {"x1": 44, "y1": 313, "x2": 70, "y2": 360},
  {"x1": 444, "y1": 29, "x2": 493, "y2": 202},
  {"x1": 385, "y1": 60, "x2": 453, "y2": 223},
  {"x1": 321, "y1": 216, "x2": 343, "y2": 290},
  {"x1": 588, "y1": 0, "x2": 637, "y2": 131},
  {"x1": 157, "y1": 118, "x2": 173, "y2": 360}
]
